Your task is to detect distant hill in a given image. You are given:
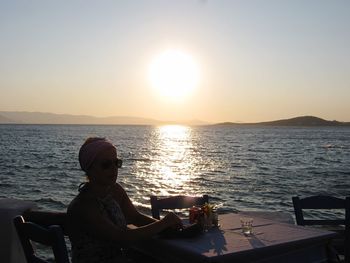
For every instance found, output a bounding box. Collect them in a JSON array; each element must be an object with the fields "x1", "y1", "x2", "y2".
[
  {"x1": 1, "y1": 112, "x2": 348, "y2": 127},
  {"x1": 0, "y1": 114, "x2": 16, "y2": 123},
  {"x1": 0, "y1": 111, "x2": 207, "y2": 125},
  {"x1": 0, "y1": 111, "x2": 161, "y2": 125},
  {"x1": 214, "y1": 116, "x2": 350, "y2": 127}
]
